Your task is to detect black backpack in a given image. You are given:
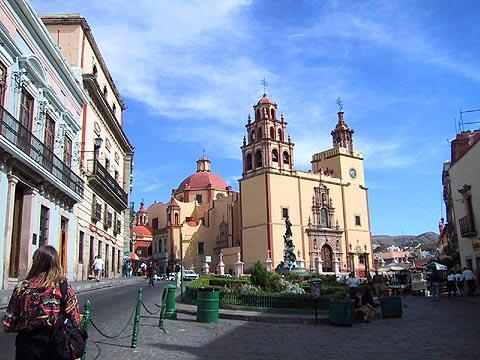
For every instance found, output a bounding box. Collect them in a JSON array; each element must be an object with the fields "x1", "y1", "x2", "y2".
[{"x1": 49, "y1": 281, "x2": 88, "y2": 360}]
